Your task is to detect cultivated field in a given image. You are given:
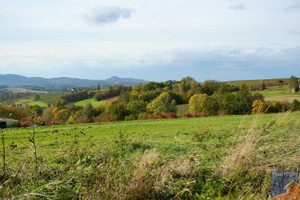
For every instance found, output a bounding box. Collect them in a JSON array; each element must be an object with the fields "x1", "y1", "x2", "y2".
[{"x1": 1, "y1": 112, "x2": 299, "y2": 199}]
